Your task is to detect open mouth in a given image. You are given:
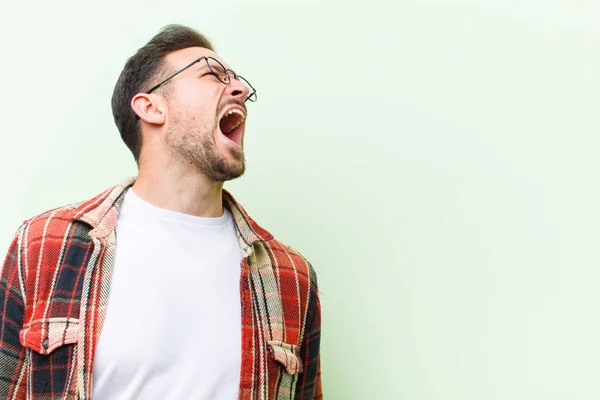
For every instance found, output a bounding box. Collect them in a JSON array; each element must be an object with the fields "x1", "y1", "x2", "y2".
[{"x1": 219, "y1": 108, "x2": 245, "y2": 146}]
